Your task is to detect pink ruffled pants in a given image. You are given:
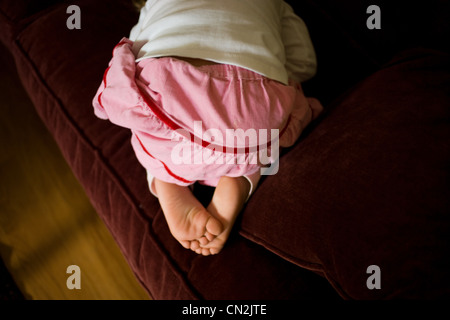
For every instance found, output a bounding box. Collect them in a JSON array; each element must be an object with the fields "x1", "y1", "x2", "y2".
[{"x1": 93, "y1": 38, "x2": 323, "y2": 198}]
